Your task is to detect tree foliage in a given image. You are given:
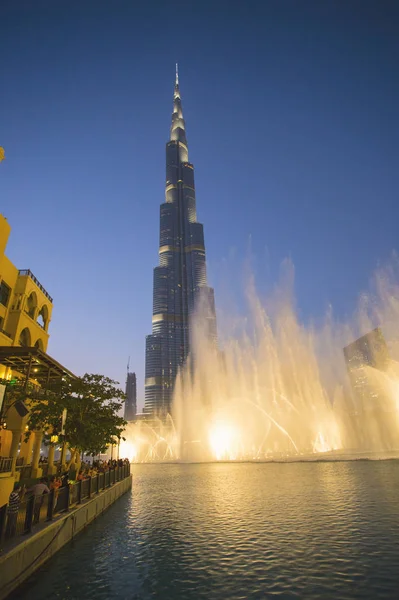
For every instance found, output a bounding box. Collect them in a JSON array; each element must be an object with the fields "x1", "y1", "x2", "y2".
[
  {"x1": 61, "y1": 374, "x2": 127, "y2": 455},
  {"x1": 1, "y1": 374, "x2": 127, "y2": 455}
]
